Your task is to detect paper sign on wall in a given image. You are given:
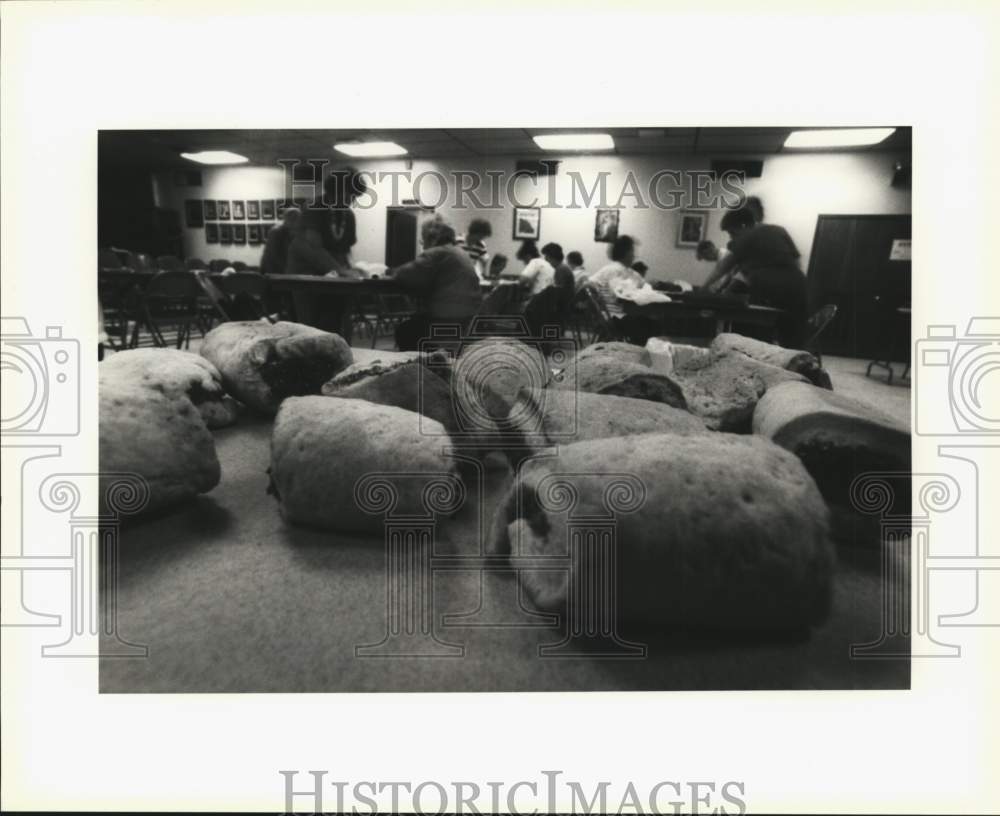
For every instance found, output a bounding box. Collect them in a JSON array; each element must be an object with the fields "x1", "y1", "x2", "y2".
[{"x1": 889, "y1": 239, "x2": 911, "y2": 261}]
